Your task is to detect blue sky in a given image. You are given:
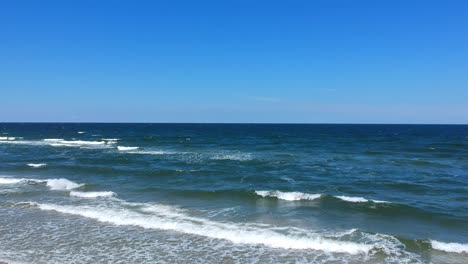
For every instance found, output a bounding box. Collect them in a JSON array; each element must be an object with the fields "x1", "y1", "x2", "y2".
[{"x1": 1, "y1": 0, "x2": 467, "y2": 123}]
